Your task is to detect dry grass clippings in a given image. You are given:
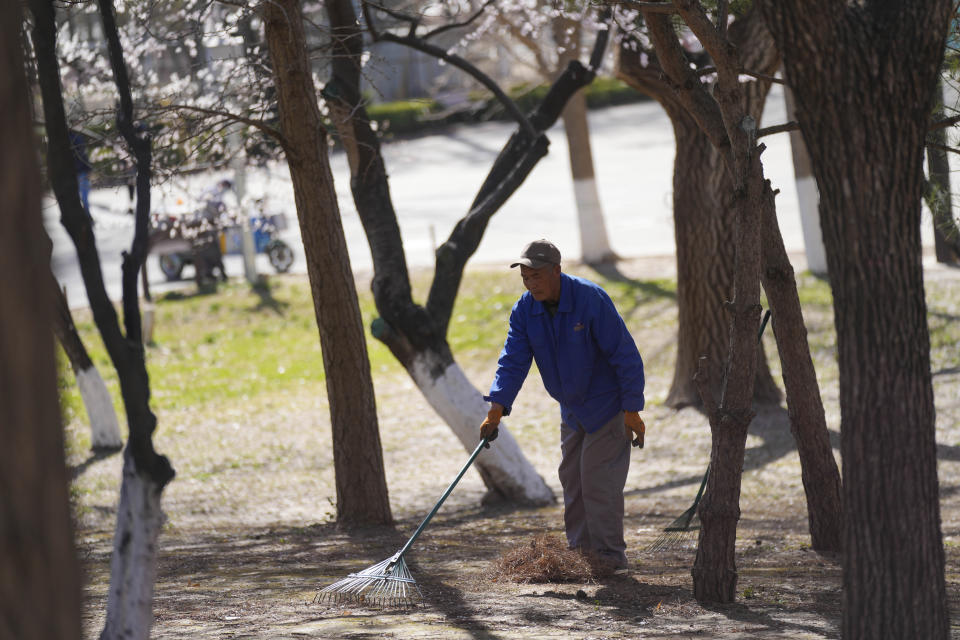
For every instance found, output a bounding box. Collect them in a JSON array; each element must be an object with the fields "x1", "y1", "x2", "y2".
[{"x1": 491, "y1": 534, "x2": 610, "y2": 583}]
